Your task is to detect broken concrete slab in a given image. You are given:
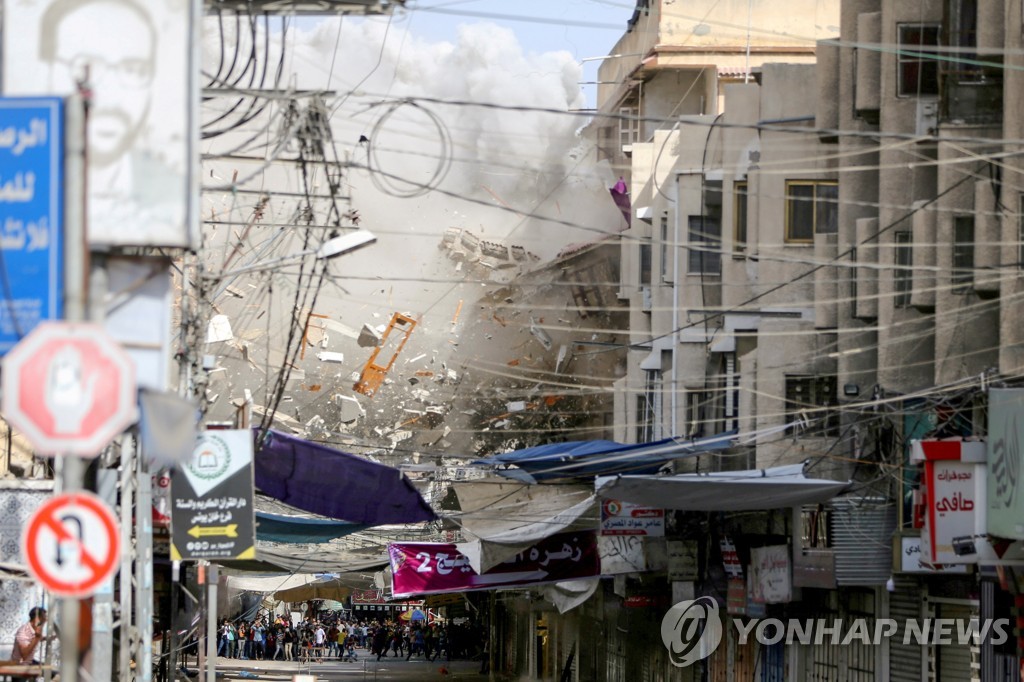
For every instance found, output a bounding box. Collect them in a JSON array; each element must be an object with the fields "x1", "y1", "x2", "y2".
[
  {"x1": 206, "y1": 314, "x2": 234, "y2": 343},
  {"x1": 529, "y1": 317, "x2": 553, "y2": 350},
  {"x1": 357, "y1": 323, "x2": 382, "y2": 348},
  {"x1": 317, "y1": 351, "x2": 345, "y2": 363},
  {"x1": 332, "y1": 393, "x2": 364, "y2": 423}
]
